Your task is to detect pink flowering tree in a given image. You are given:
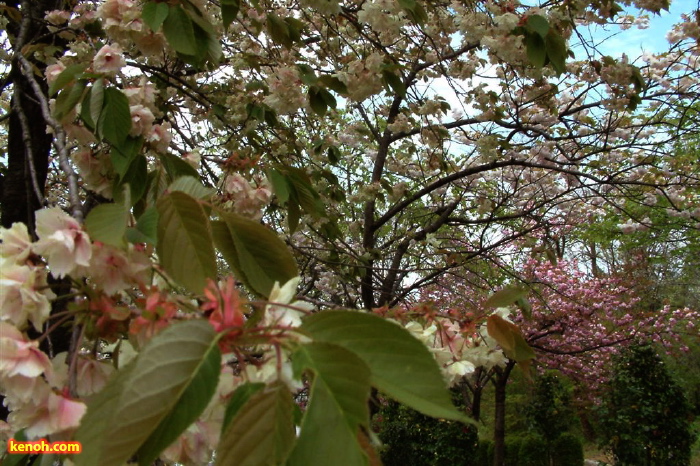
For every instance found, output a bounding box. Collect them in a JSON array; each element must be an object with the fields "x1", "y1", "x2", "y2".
[{"x1": 1, "y1": 0, "x2": 700, "y2": 465}]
